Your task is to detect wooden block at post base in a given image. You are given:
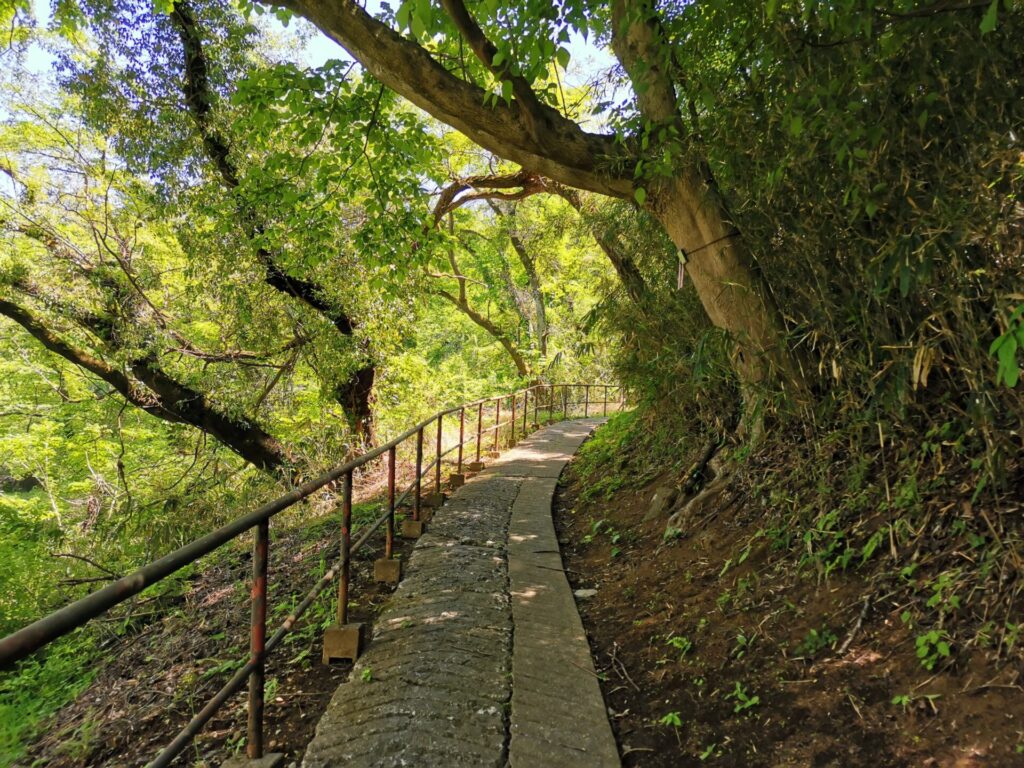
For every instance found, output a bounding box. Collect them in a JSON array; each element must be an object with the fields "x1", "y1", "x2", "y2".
[
  {"x1": 488, "y1": 451, "x2": 501, "y2": 459},
  {"x1": 373, "y1": 557, "x2": 402, "y2": 585},
  {"x1": 322, "y1": 623, "x2": 364, "y2": 664},
  {"x1": 448, "y1": 472, "x2": 465, "y2": 489},
  {"x1": 221, "y1": 753, "x2": 285, "y2": 768},
  {"x1": 401, "y1": 518, "x2": 425, "y2": 538},
  {"x1": 467, "y1": 461, "x2": 485, "y2": 472},
  {"x1": 422, "y1": 492, "x2": 446, "y2": 509}
]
